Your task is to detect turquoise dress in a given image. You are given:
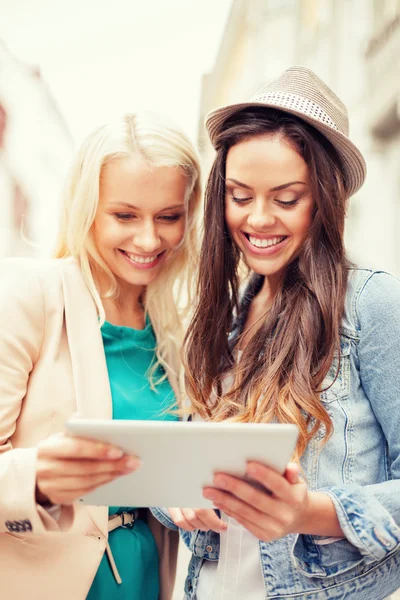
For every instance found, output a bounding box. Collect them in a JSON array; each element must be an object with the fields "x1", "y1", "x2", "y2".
[{"x1": 86, "y1": 318, "x2": 178, "y2": 600}]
